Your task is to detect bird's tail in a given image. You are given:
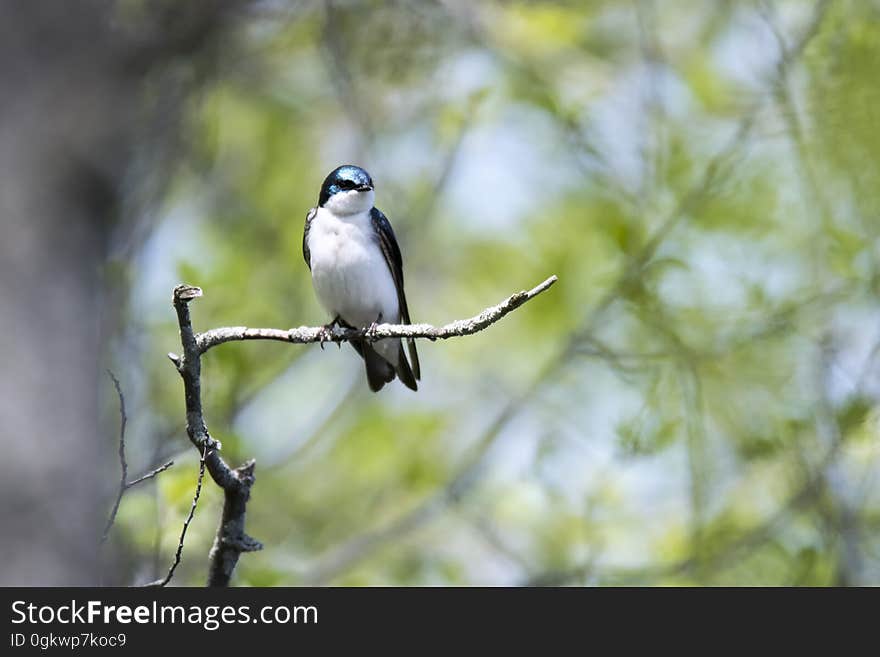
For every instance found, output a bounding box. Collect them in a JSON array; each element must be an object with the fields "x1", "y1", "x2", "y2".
[
  {"x1": 359, "y1": 340, "x2": 396, "y2": 392},
  {"x1": 394, "y1": 341, "x2": 418, "y2": 391},
  {"x1": 352, "y1": 338, "x2": 418, "y2": 392}
]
